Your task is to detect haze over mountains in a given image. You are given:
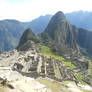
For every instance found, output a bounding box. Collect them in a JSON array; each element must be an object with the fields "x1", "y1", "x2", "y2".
[
  {"x1": 1, "y1": 11, "x2": 92, "y2": 92},
  {"x1": 0, "y1": 11, "x2": 92, "y2": 53}
]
